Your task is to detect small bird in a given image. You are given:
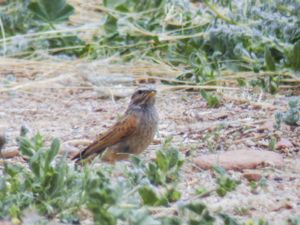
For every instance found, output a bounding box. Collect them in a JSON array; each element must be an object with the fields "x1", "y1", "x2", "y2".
[{"x1": 72, "y1": 87, "x2": 159, "y2": 163}]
